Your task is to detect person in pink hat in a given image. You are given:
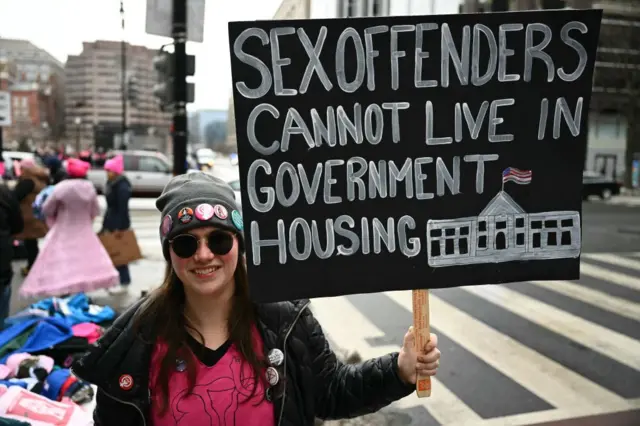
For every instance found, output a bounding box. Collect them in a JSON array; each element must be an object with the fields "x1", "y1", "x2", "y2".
[
  {"x1": 18, "y1": 158, "x2": 119, "y2": 299},
  {"x1": 101, "y1": 154, "x2": 133, "y2": 294}
]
